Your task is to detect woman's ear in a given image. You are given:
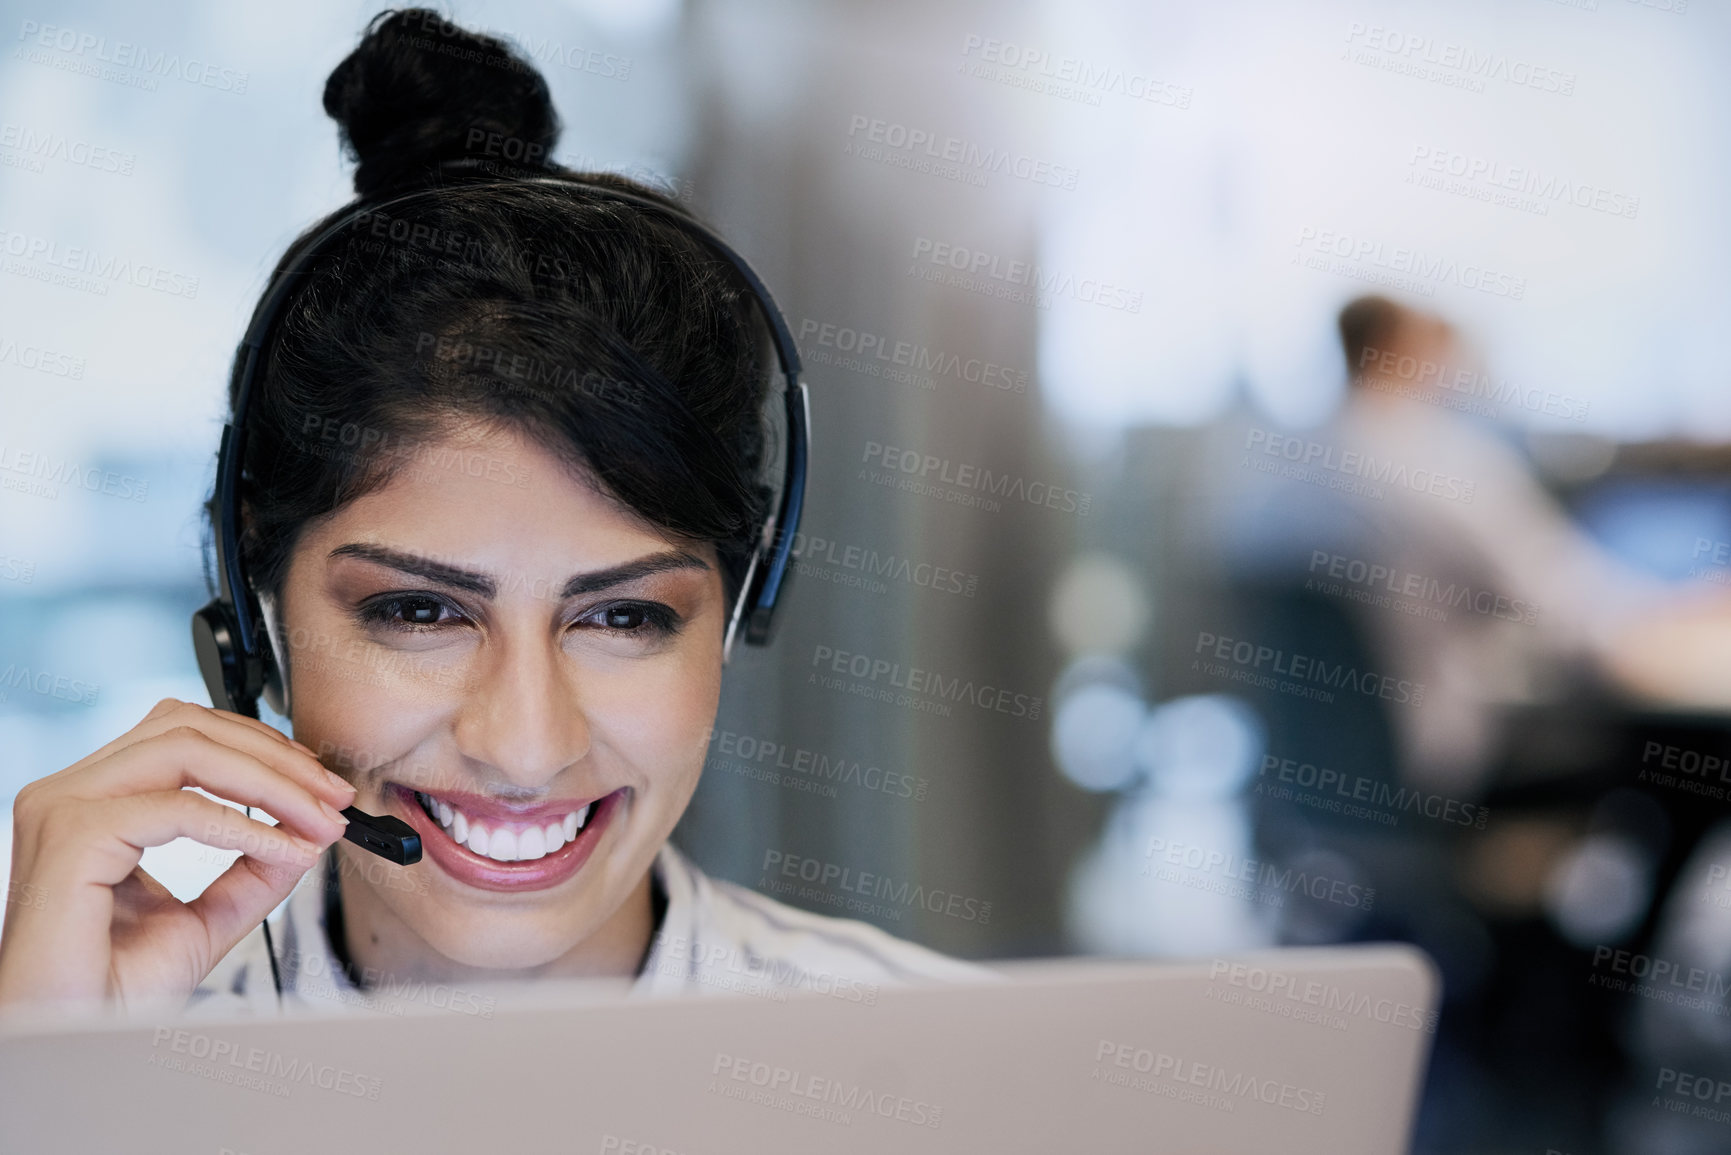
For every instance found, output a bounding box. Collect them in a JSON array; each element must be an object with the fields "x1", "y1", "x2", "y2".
[
  {"x1": 237, "y1": 502, "x2": 293, "y2": 718},
  {"x1": 258, "y1": 590, "x2": 293, "y2": 718}
]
